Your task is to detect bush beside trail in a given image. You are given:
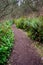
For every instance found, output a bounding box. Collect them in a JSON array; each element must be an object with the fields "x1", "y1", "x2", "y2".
[
  {"x1": 14, "y1": 16, "x2": 43, "y2": 43},
  {"x1": 0, "y1": 21, "x2": 14, "y2": 65}
]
